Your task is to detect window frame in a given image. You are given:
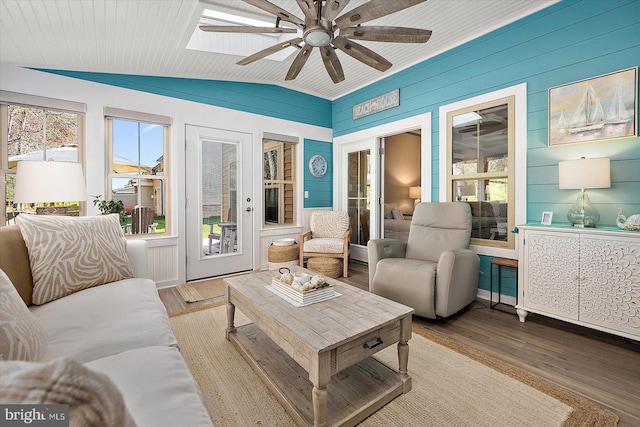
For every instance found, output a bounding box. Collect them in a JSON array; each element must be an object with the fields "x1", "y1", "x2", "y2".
[
  {"x1": 439, "y1": 83, "x2": 527, "y2": 258},
  {"x1": 1, "y1": 92, "x2": 86, "y2": 225},
  {"x1": 262, "y1": 138, "x2": 296, "y2": 228},
  {"x1": 447, "y1": 96, "x2": 515, "y2": 249},
  {"x1": 104, "y1": 108, "x2": 171, "y2": 237}
]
